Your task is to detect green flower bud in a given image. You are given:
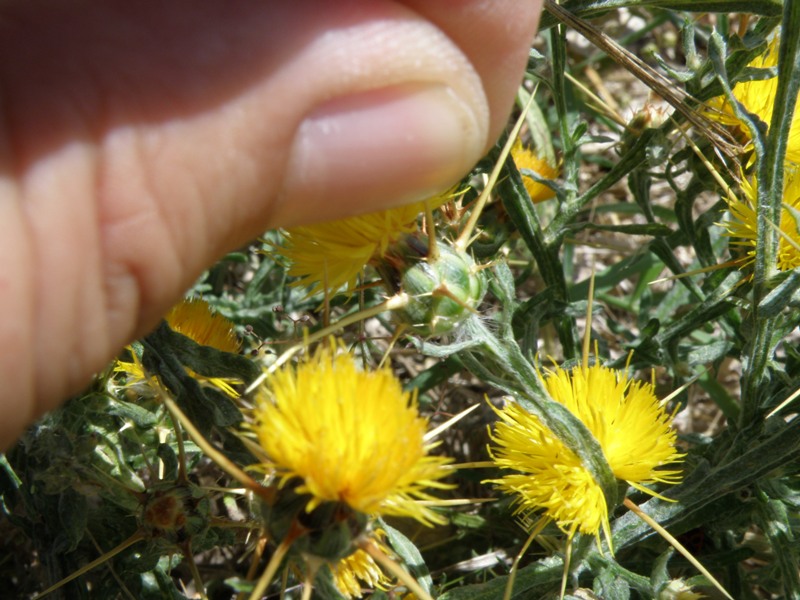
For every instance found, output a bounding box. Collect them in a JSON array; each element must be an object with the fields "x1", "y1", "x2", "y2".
[{"x1": 378, "y1": 234, "x2": 486, "y2": 336}]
